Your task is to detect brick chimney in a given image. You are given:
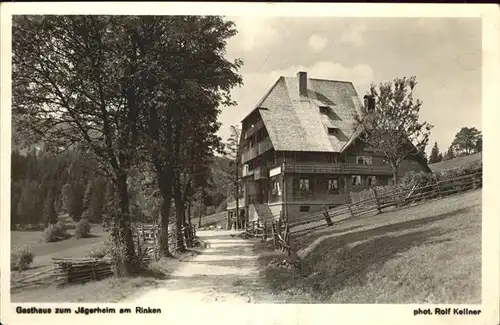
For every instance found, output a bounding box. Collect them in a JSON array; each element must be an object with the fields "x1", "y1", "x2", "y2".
[{"x1": 297, "y1": 71, "x2": 307, "y2": 96}]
